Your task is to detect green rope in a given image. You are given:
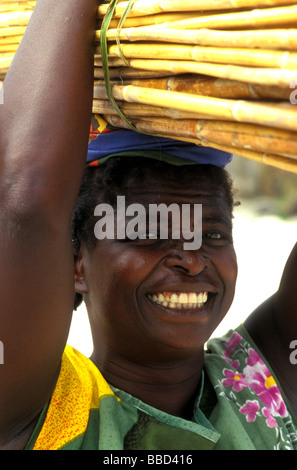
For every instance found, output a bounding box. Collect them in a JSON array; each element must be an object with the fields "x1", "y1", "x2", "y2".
[{"x1": 99, "y1": 0, "x2": 139, "y2": 132}]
